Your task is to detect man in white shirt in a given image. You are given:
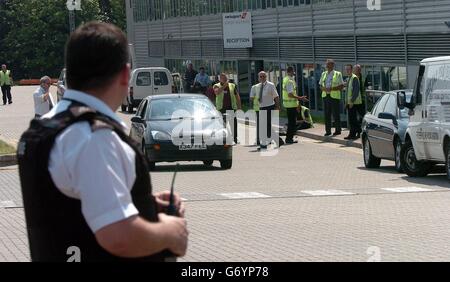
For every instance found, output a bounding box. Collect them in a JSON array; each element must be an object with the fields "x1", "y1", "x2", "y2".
[
  {"x1": 33, "y1": 76, "x2": 53, "y2": 118},
  {"x1": 250, "y1": 71, "x2": 280, "y2": 149},
  {"x1": 18, "y1": 22, "x2": 188, "y2": 262}
]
